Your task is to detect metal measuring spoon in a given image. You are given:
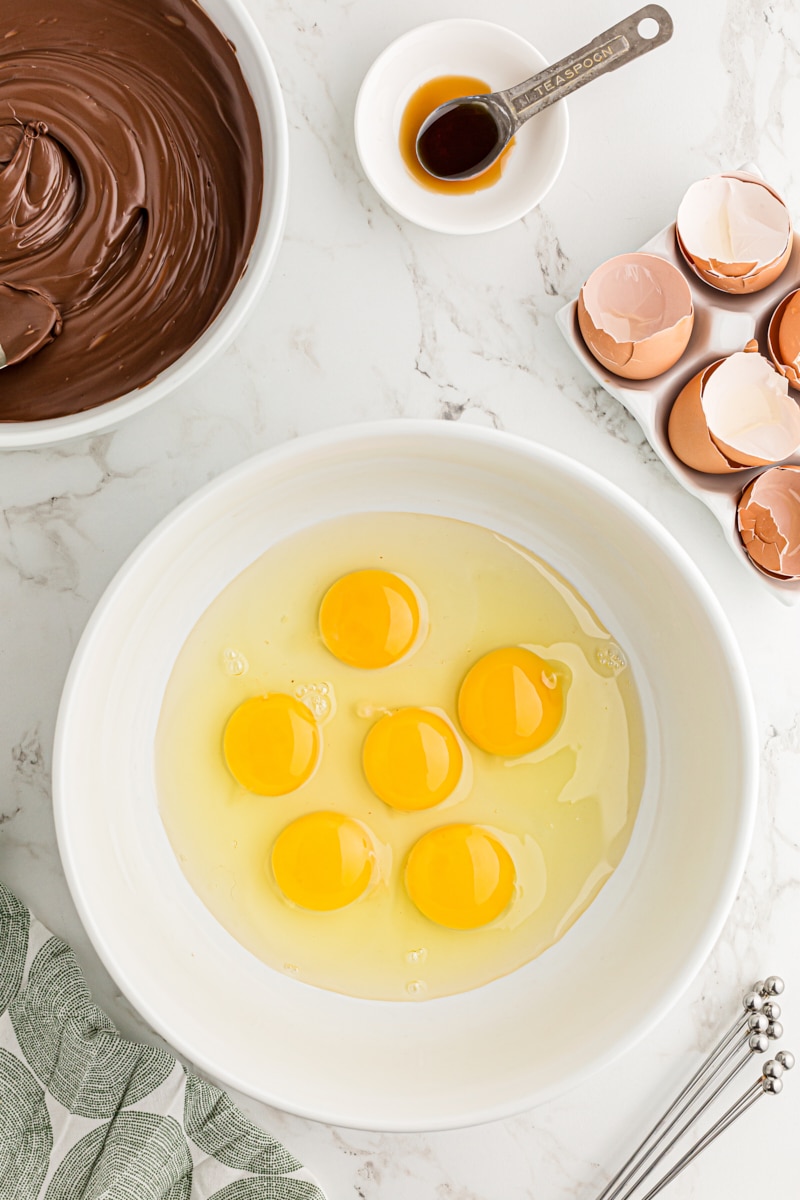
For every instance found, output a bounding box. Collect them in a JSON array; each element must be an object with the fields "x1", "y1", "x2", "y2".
[{"x1": 415, "y1": 5, "x2": 673, "y2": 182}]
